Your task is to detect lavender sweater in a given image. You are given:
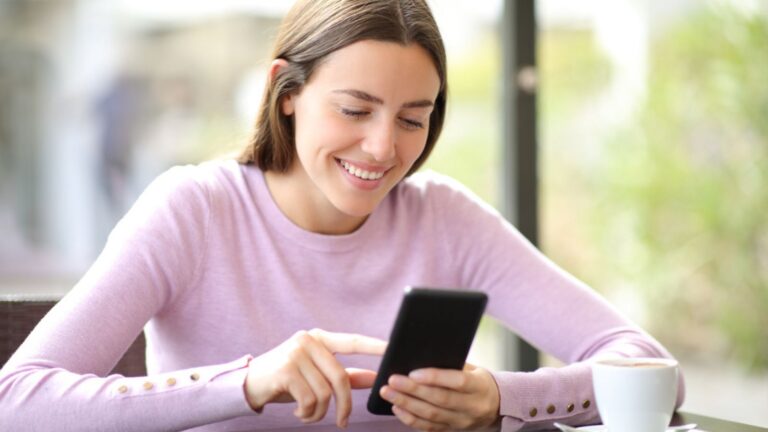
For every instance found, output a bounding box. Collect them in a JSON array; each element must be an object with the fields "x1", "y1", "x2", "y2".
[{"x1": 0, "y1": 160, "x2": 681, "y2": 431}]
